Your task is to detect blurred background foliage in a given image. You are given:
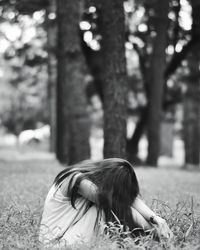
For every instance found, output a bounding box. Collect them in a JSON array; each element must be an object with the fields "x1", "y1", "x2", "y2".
[{"x1": 0, "y1": 0, "x2": 199, "y2": 167}]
